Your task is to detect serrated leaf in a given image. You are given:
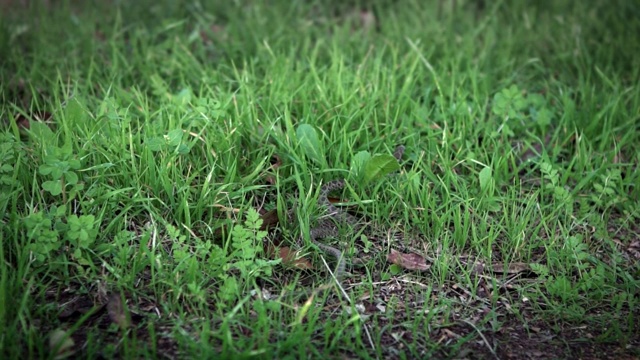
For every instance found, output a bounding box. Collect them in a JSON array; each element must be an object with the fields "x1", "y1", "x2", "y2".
[
  {"x1": 0, "y1": 175, "x2": 14, "y2": 185},
  {"x1": 363, "y1": 154, "x2": 400, "y2": 185},
  {"x1": 220, "y1": 276, "x2": 239, "y2": 301},
  {"x1": 529, "y1": 263, "x2": 549, "y2": 277},
  {"x1": 296, "y1": 124, "x2": 322, "y2": 164}
]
